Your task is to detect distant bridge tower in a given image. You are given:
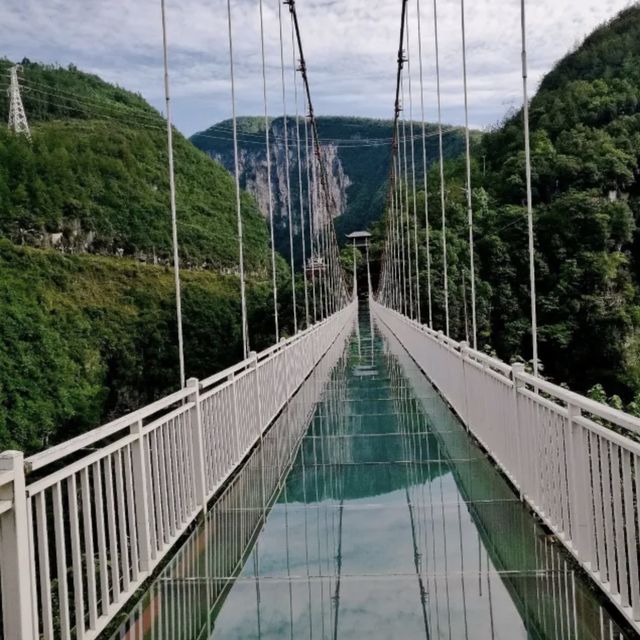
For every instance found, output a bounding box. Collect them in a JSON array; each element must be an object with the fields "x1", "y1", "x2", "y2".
[{"x1": 7, "y1": 65, "x2": 31, "y2": 140}]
